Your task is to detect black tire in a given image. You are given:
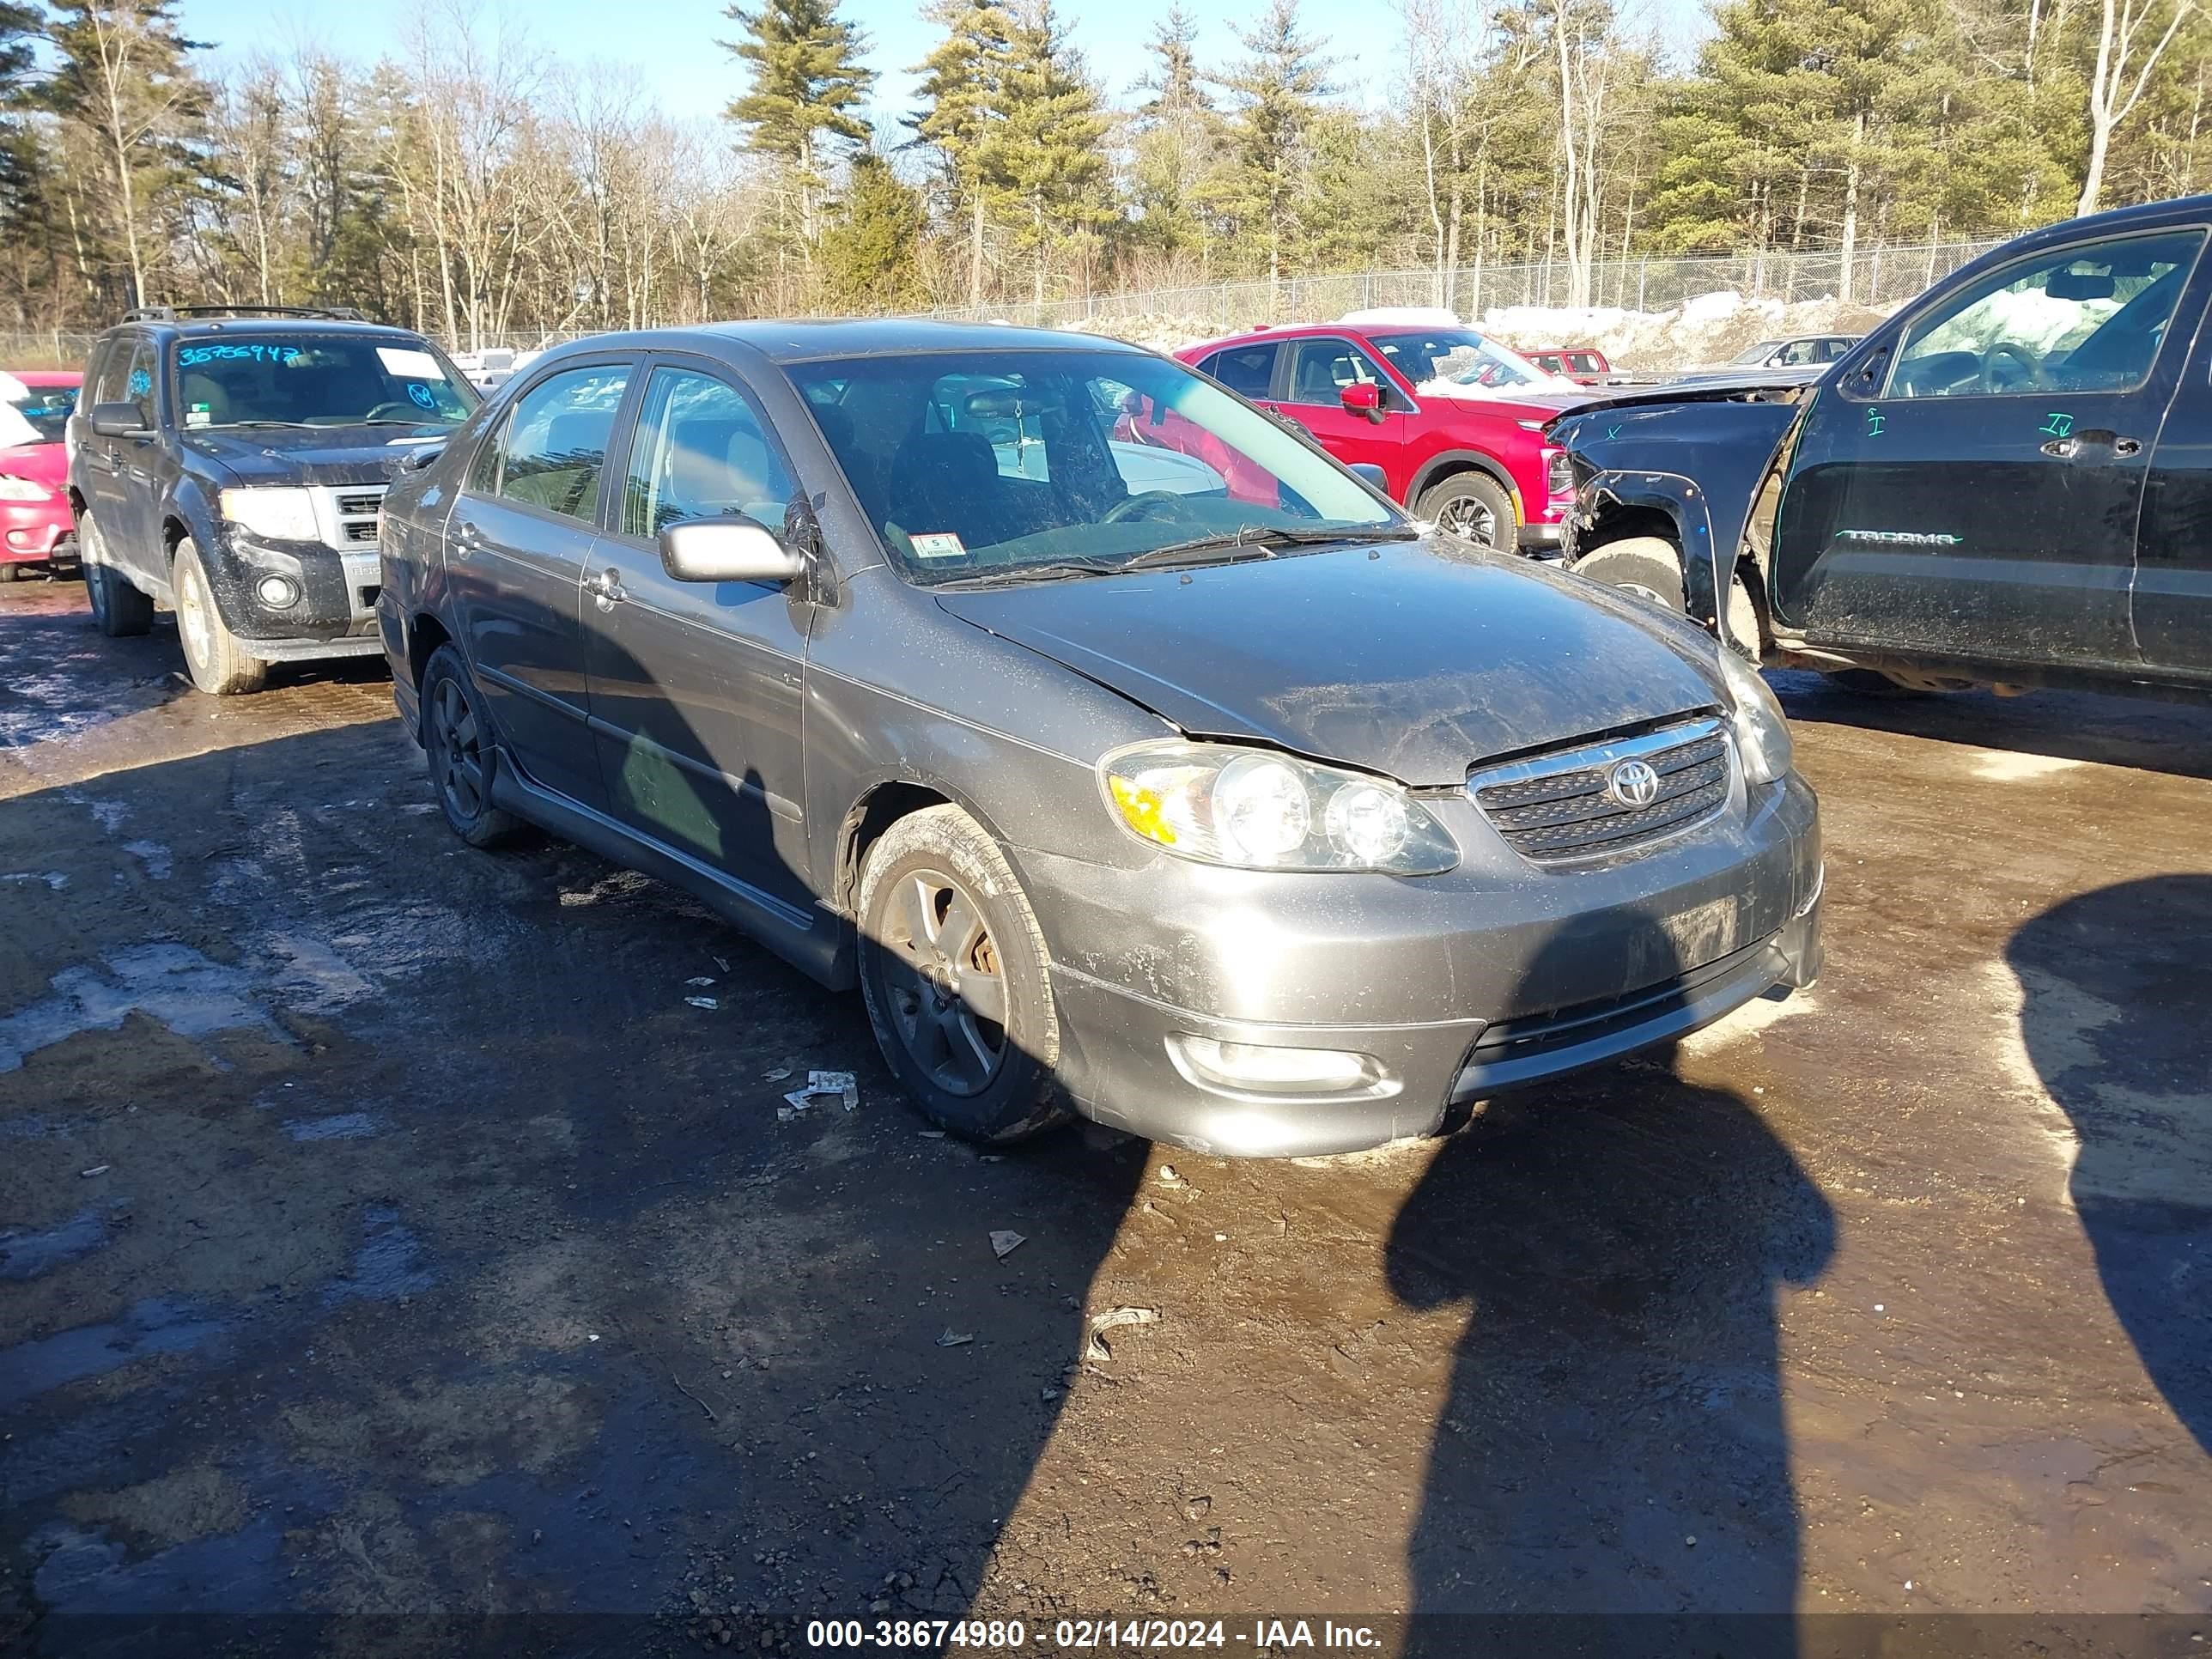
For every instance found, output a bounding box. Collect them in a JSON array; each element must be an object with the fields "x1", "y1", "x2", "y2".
[
  {"x1": 81, "y1": 514, "x2": 153, "y2": 637},
  {"x1": 1576, "y1": 534, "x2": 1765, "y2": 662},
  {"x1": 420, "y1": 644, "x2": 524, "y2": 848},
  {"x1": 857, "y1": 805, "x2": 1068, "y2": 1146},
  {"x1": 0, "y1": 562, "x2": 20, "y2": 584},
  {"x1": 1416, "y1": 471, "x2": 1517, "y2": 552},
  {"x1": 173, "y1": 538, "x2": 267, "y2": 696},
  {"x1": 1820, "y1": 668, "x2": 1933, "y2": 697}
]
